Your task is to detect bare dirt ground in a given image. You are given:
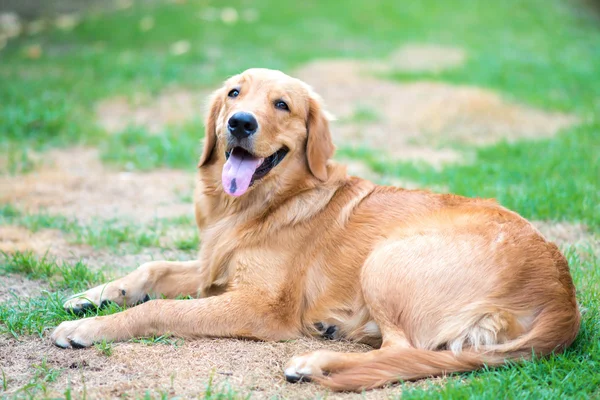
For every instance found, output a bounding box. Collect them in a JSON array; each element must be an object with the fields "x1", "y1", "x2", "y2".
[
  {"x1": 96, "y1": 89, "x2": 211, "y2": 135},
  {"x1": 1, "y1": 335, "x2": 420, "y2": 399},
  {"x1": 294, "y1": 47, "x2": 577, "y2": 166},
  {"x1": 0, "y1": 274, "x2": 46, "y2": 303},
  {"x1": 0, "y1": 147, "x2": 194, "y2": 224},
  {"x1": 533, "y1": 221, "x2": 596, "y2": 248}
]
